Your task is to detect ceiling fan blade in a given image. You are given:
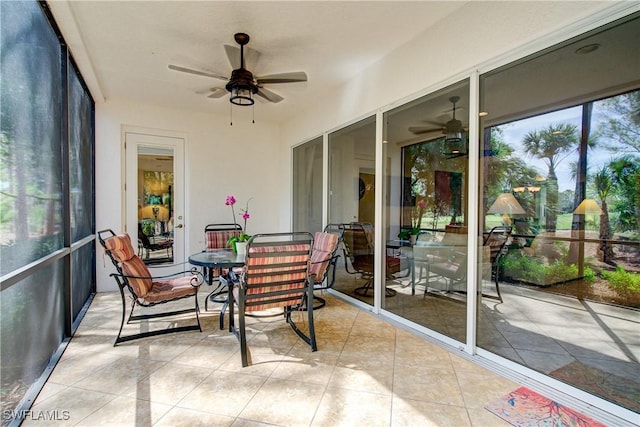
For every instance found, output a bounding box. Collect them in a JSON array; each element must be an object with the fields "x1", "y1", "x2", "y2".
[
  {"x1": 224, "y1": 44, "x2": 261, "y2": 70},
  {"x1": 256, "y1": 87, "x2": 284, "y2": 103},
  {"x1": 207, "y1": 88, "x2": 228, "y2": 99},
  {"x1": 168, "y1": 64, "x2": 228, "y2": 81},
  {"x1": 256, "y1": 72, "x2": 308, "y2": 84},
  {"x1": 408, "y1": 126, "x2": 444, "y2": 135}
]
